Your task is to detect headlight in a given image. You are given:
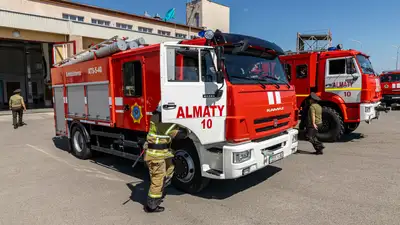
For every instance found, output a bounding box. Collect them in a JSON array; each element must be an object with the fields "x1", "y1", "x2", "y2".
[
  {"x1": 292, "y1": 134, "x2": 298, "y2": 143},
  {"x1": 233, "y1": 150, "x2": 252, "y2": 163}
]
